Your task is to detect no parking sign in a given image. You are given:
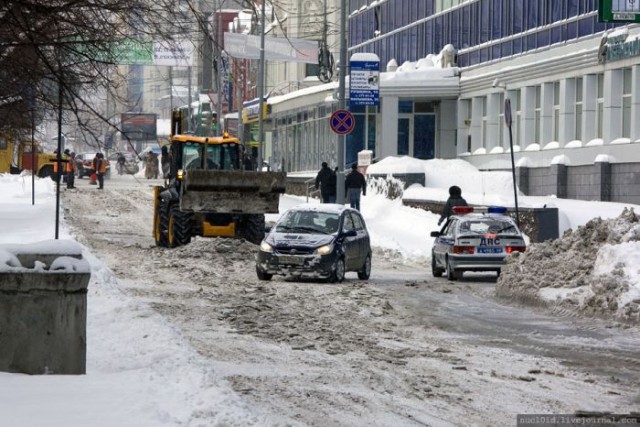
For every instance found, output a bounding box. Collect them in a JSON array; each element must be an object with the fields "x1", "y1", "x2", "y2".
[{"x1": 330, "y1": 109, "x2": 355, "y2": 135}]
